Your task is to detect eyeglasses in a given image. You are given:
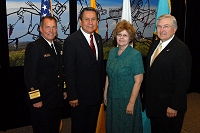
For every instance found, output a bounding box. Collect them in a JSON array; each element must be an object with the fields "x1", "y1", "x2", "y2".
[
  {"x1": 117, "y1": 33, "x2": 129, "y2": 38},
  {"x1": 157, "y1": 25, "x2": 172, "y2": 30}
]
